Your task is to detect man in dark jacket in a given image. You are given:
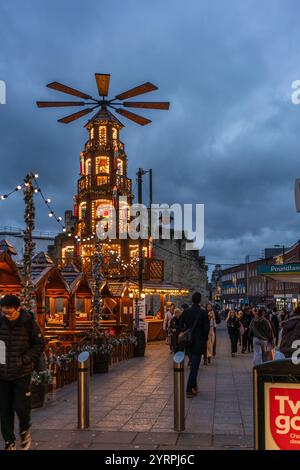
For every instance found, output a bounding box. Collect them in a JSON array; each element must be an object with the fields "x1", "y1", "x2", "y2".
[
  {"x1": 0, "y1": 295, "x2": 45, "y2": 450},
  {"x1": 280, "y1": 306, "x2": 300, "y2": 358},
  {"x1": 180, "y1": 292, "x2": 209, "y2": 398}
]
